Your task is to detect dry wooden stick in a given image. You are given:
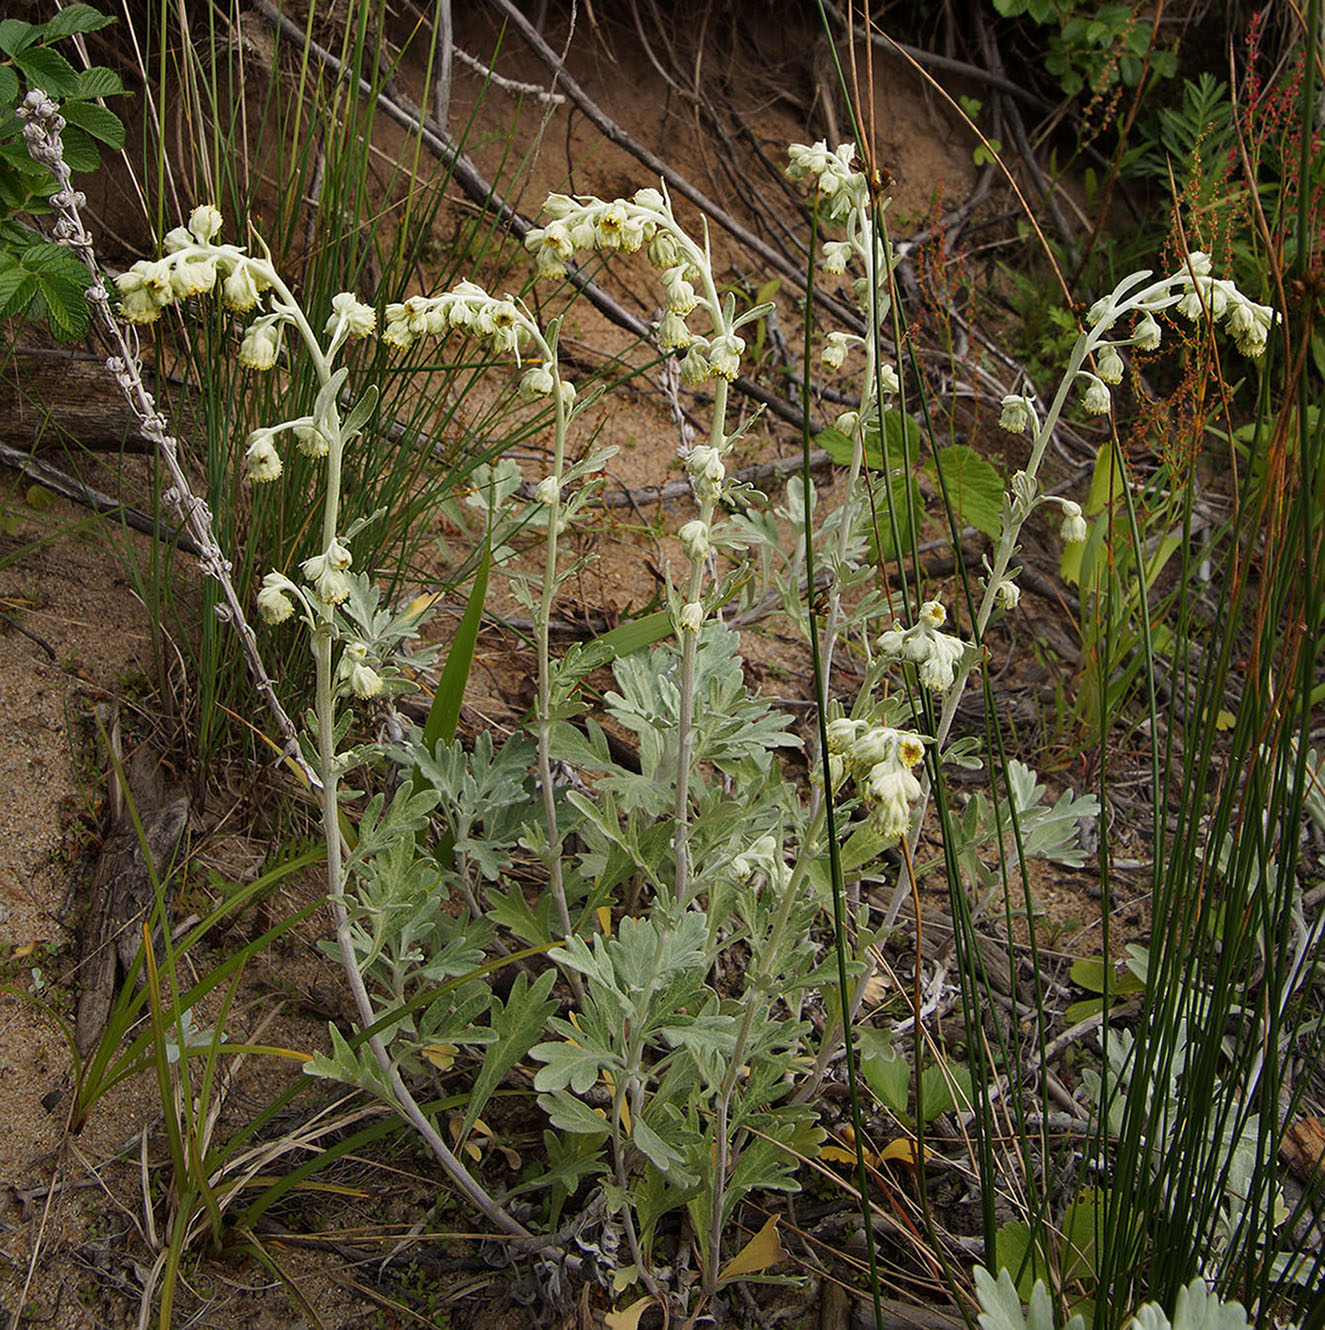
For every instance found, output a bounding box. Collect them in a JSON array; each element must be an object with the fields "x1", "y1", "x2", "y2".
[{"x1": 0, "y1": 438, "x2": 201, "y2": 555}]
